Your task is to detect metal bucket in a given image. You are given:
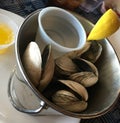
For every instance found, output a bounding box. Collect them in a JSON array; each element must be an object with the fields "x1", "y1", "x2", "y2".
[{"x1": 8, "y1": 9, "x2": 120, "y2": 119}]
